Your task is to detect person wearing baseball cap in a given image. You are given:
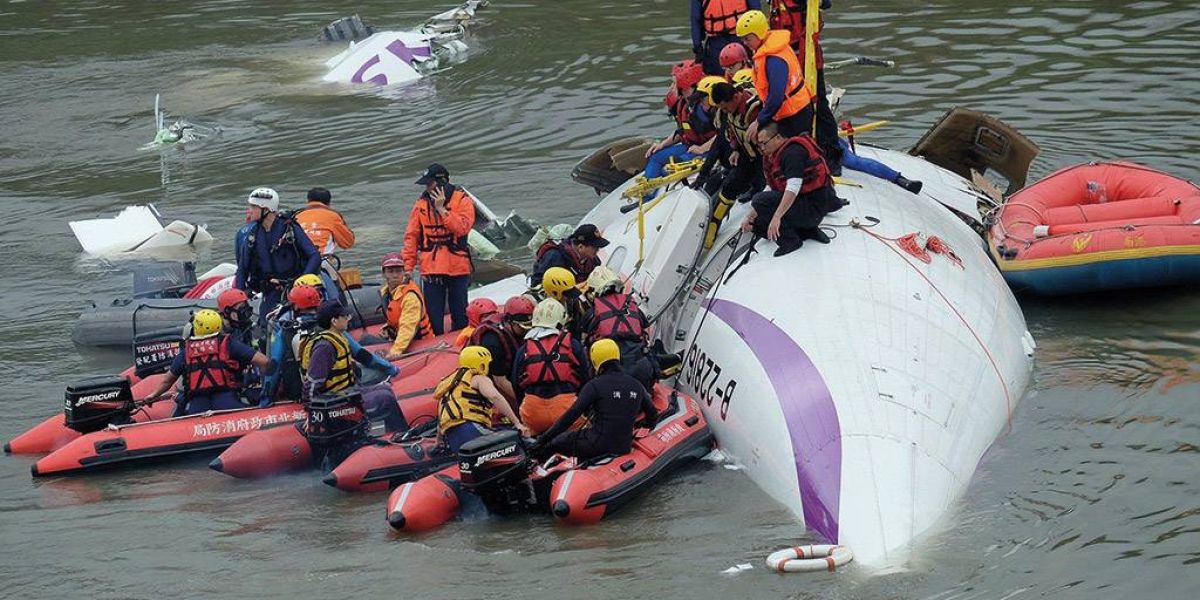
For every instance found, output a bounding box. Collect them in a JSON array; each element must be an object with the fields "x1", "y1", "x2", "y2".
[
  {"x1": 530, "y1": 223, "x2": 609, "y2": 284},
  {"x1": 379, "y1": 252, "x2": 433, "y2": 360},
  {"x1": 401, "y1": 163, "x2": 476, "y2": 335},
  {"x1": 302, "y1": 300, "x2": 407, "y2": 433},
  {"x1": 234, "y1": 187, "x2": 321, "y2": 333}
]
